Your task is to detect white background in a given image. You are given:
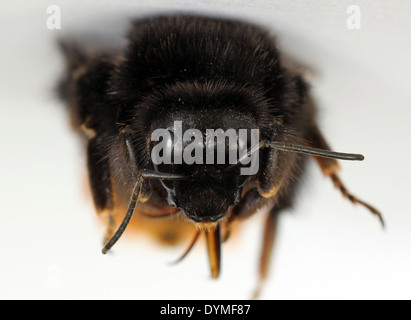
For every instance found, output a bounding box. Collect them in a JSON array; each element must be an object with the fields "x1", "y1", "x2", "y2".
[{"x1": 0, "y1": 0, "x2": 410, "y2": 300}]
